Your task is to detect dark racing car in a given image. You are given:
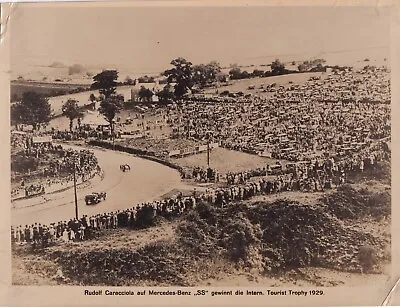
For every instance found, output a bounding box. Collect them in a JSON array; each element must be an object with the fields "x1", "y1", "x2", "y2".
[{"x1": 85, "y1": 192, "x2": 107, "y2": 205}]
